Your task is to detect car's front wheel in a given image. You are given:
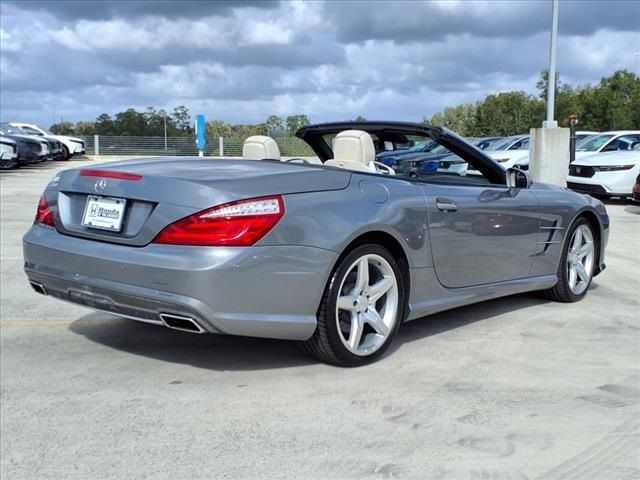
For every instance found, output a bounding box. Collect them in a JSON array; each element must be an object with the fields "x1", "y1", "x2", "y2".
[
  {"x1": 60, "y1": 145, "x2": 70, "y2": 161},
  {"x1": 544, "y1": 217, "x2": 597, "y2": 302},
  {"x1": 303, "y1": 244, "x2": 405, "y2": 366}
]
